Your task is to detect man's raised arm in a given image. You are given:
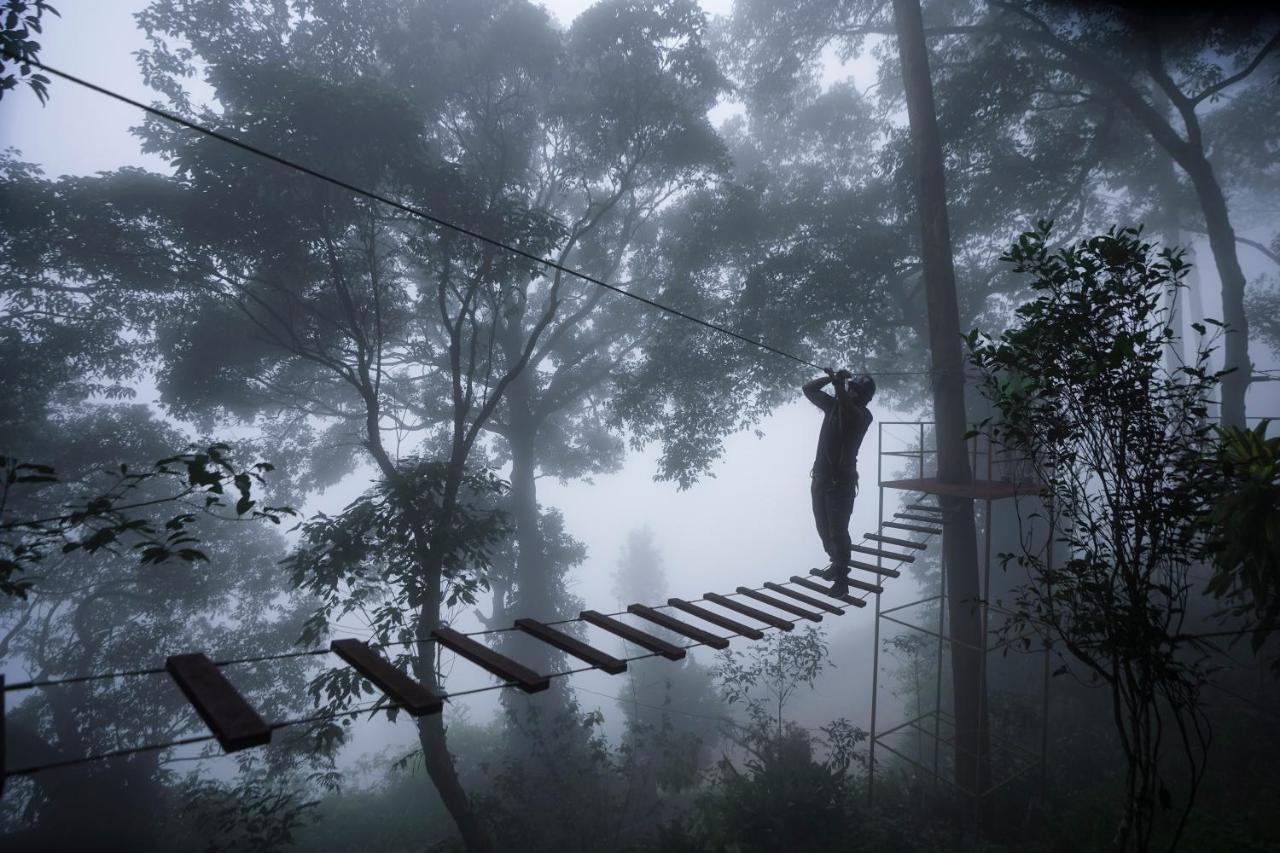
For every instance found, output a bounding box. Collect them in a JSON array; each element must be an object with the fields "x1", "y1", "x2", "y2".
[{"x1": 803, "y1": 370, "x2": 836, "y2": 412}]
